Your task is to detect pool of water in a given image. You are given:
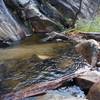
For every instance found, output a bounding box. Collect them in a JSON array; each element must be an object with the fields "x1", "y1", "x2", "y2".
[{"x1": 0, "y1": 34, "x2": 77, "y2": 95}]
